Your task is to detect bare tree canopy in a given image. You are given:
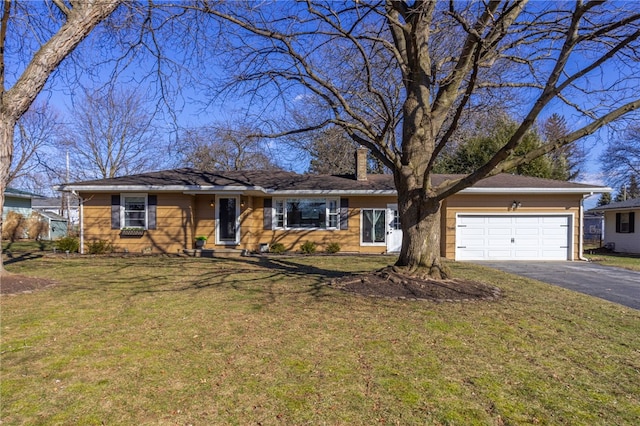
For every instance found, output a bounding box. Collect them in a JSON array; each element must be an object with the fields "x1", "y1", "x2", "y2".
[
  {"x1": 192, "y1": 0, "x2": 640, "y2": 277},
  {"x1": 175, "y1": 121, "x2": 279, "y2": 171},
  {"x1": 9, "y1": 101, "x2": 62, "y2": 191},
  {"x1": 63, "y1": 86, "x2": 165, "y2": 180},
  {"x1": 602, "y1": 124, "x2": 640, "y2": 188}
]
